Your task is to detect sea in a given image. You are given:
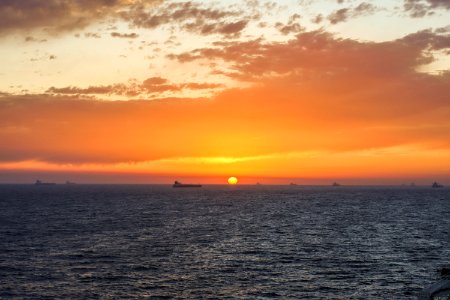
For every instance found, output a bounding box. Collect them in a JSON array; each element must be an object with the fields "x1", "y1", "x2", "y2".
[{"x1": 0, "y1": 185, "x2": 448, "y2": 299}]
